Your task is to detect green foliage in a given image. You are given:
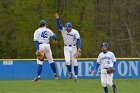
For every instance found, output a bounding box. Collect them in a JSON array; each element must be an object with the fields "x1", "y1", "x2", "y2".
[{"x1": 0, "y1": 0, "x2": 140, "y2": 58}]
